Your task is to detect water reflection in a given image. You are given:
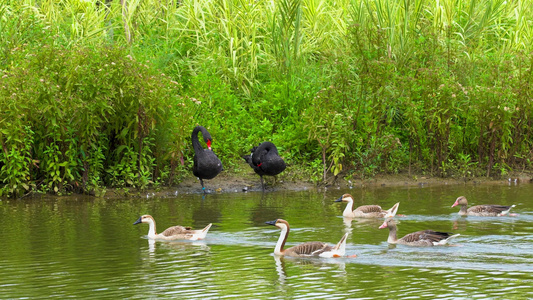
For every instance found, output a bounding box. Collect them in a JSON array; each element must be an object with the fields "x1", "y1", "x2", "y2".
[
  {"x1": 273, "y1": 255, "x2": 348, "y2": 285},
  {"x1": 249, "y1": 194, "x2": 284, "y2": 227},
  {"x1": 1, "y1": 184, "x2": 532, "y2": 299},
  {"x1": 141, "y1": 238, "x2": 211, "y2": 254},
  {"x1": 274, "y1": 255, "x2": 287, "y2": 286}
]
